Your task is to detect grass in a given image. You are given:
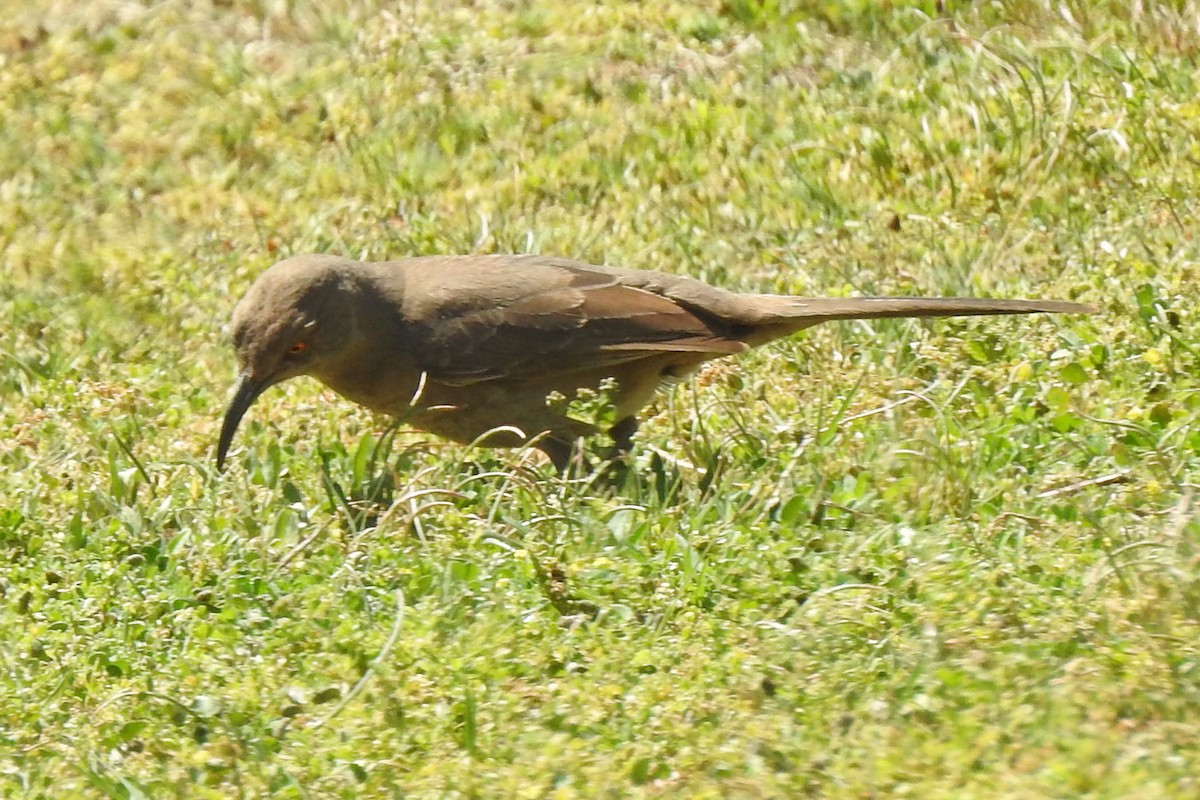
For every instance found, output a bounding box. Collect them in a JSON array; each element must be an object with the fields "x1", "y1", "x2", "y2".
[{"x1": 2, "y1": 0, "x2": 1199, "y2": 796}]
